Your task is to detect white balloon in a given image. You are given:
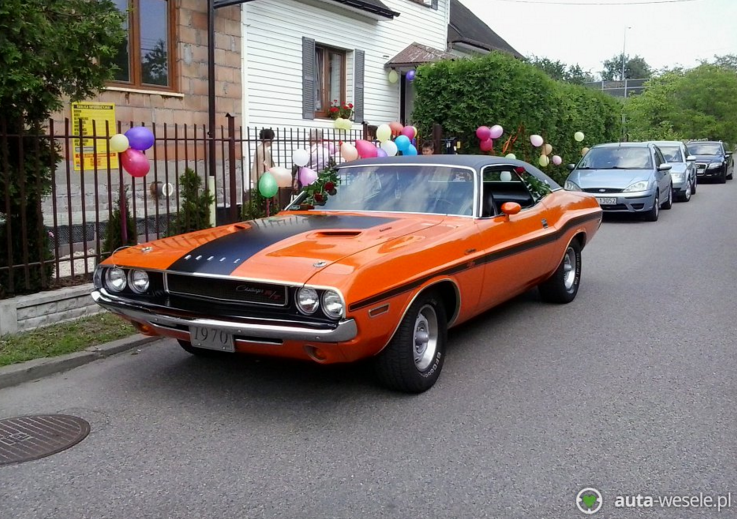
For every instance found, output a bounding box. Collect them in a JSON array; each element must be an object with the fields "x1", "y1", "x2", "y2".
[
  {"x1": 292, "y1": 148, "x2": 310, "y2": 167},
  {"x1": 505, "y1": 153, "x2": 516, "y2": 160},
  {"x1": 381, "y1": 140, "x2": 398, "y2": 156},
  {"x1": 500, "y1": 171, "x2": 513, "y2": 182}
]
